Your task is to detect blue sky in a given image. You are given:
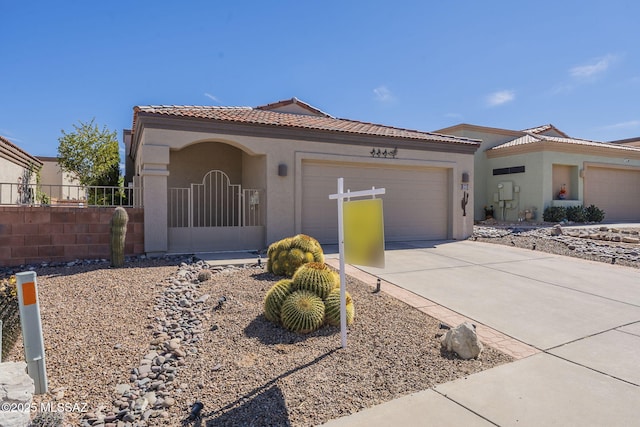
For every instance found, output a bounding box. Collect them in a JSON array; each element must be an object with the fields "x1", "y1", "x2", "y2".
[{"x1": 2, "y1": 1, "x2": 639, "y2": 158}]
